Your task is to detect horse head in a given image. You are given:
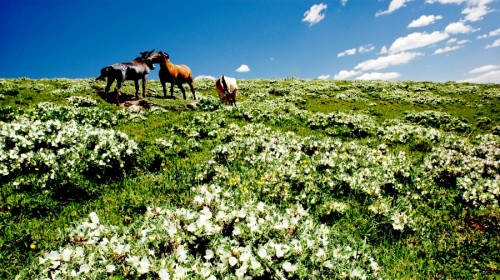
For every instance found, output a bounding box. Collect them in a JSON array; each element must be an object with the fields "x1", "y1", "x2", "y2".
[
  {"x1": 146, "y1": 51, "x2": 169, "y2": 65},
  {"x1": 138, "y1": 50, "x2": 156, "y2": 70},
  {"x1": 140, "y1": 49, "x2": 155, "y2": 59},
  {"x1": 159, "y1": 51, "x2": 170, "y2": 60}
]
